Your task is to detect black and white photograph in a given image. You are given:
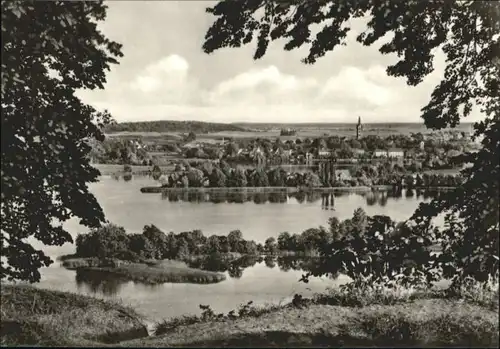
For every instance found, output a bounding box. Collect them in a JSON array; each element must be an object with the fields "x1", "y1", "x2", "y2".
[{"x1": 1, "y1": 0, "x2": 499, "y2": 347}]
